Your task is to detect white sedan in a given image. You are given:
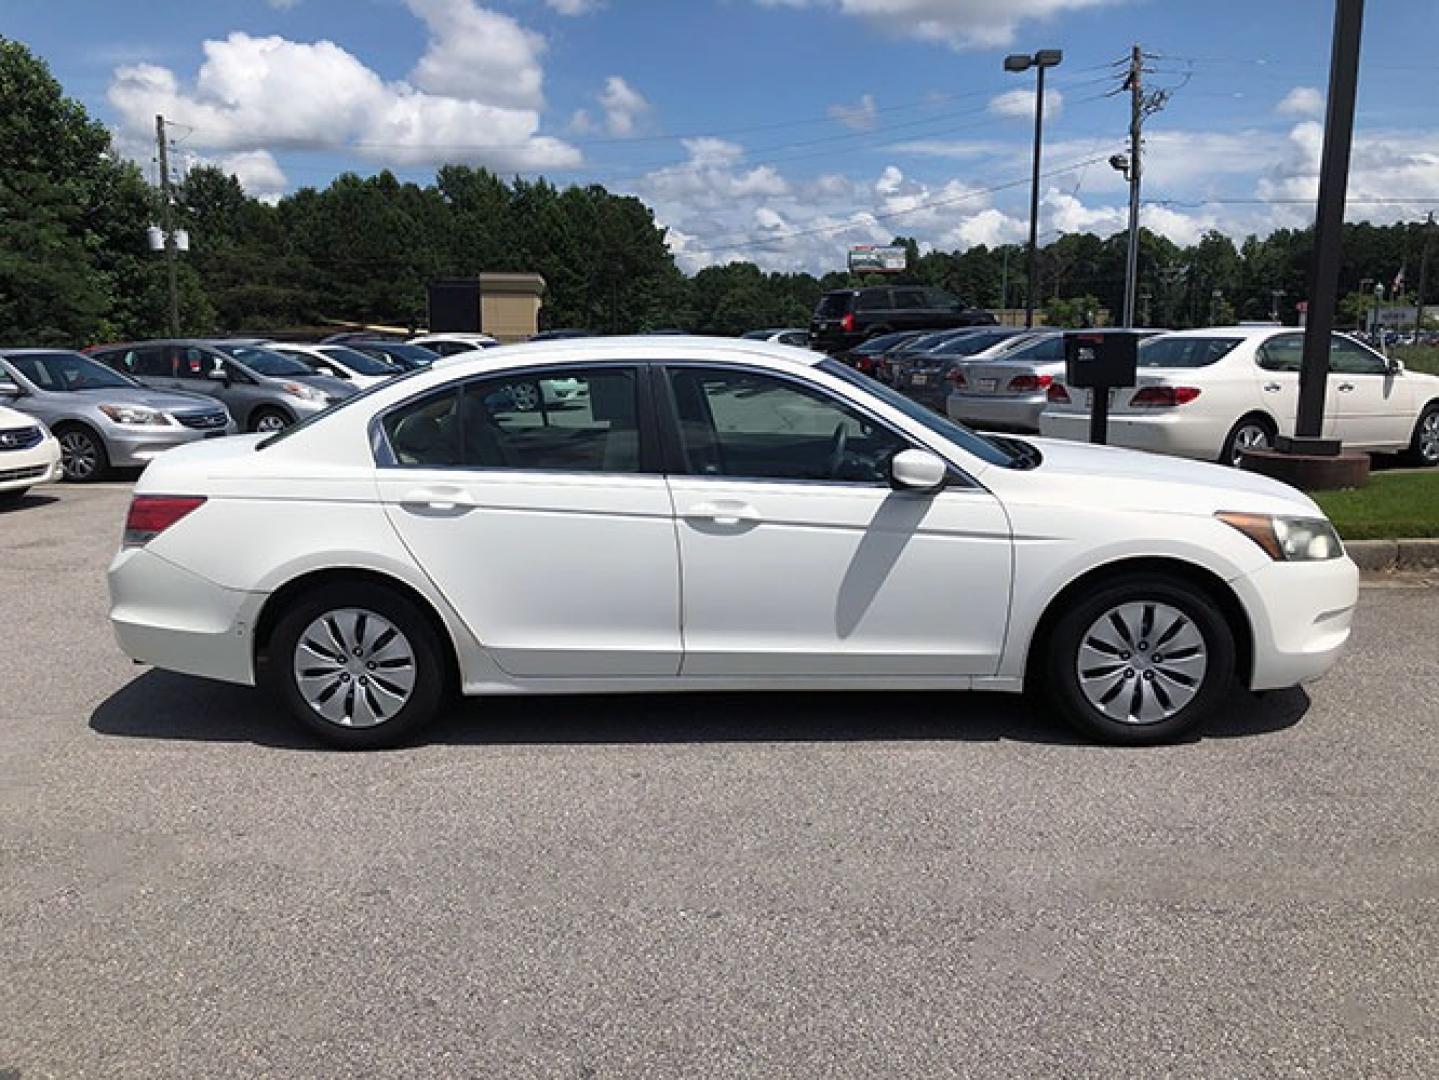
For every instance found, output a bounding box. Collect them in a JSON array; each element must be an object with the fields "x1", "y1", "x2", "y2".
[
  {"x1": 267, "y1": 343, "x2": 405, "y2": 390},
  {"x1": 108, "y1": 337, "x2": 1358, "y2": 748},
  {"x1": 1040, "y1": 326, "x2": 1439, "y2": 467},
  {"x1": 0, "y1": 401, "x2": 62, "y2": 505}
]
